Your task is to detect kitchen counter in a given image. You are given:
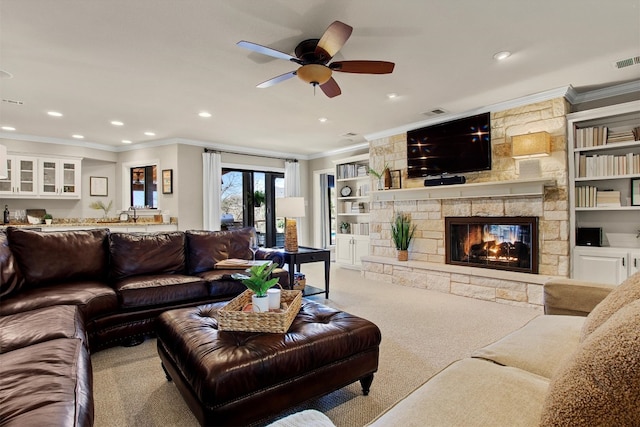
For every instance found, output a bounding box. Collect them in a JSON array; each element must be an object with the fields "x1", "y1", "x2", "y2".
[{"x1": 2, "y1": 219, "x2": 178, "y2": 232}]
